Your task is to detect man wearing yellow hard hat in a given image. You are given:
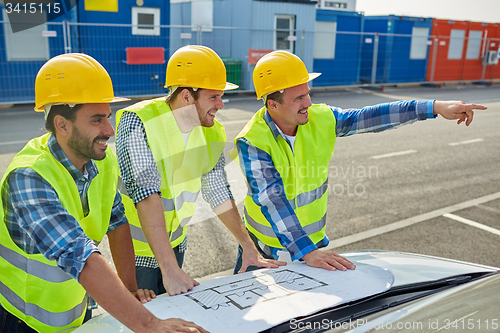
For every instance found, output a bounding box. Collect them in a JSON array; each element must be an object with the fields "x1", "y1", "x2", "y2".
[
  {"x1": 231, "y1": 50, "x2": 487, "y2": 273},
  {"x1": 0, "y1": 53, "x2": 207, "y2": 333},
  {"x1": 115, "y1": 45, "x2": 284, "y2": 297}
]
